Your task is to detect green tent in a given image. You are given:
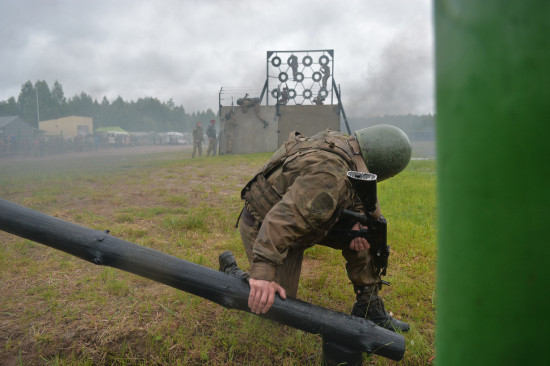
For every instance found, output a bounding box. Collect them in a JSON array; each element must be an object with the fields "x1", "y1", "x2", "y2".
[{"x1": 95, "y1": 126, "x2": 128, "y2": 133}]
